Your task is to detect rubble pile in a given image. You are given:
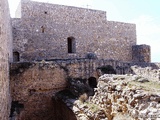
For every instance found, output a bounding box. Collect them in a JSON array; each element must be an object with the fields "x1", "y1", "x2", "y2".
[{"x1": 57, "y1": 74, "x2": 160, "y2": 120}]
